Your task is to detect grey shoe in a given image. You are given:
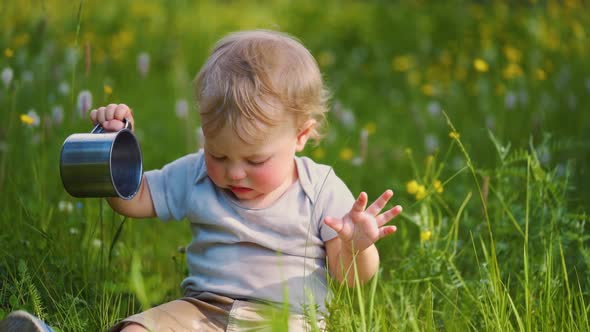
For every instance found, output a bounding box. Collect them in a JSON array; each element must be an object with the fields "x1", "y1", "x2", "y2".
[{"x1": 0, "y1": 310, "x2": 54, "y2": 332}]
